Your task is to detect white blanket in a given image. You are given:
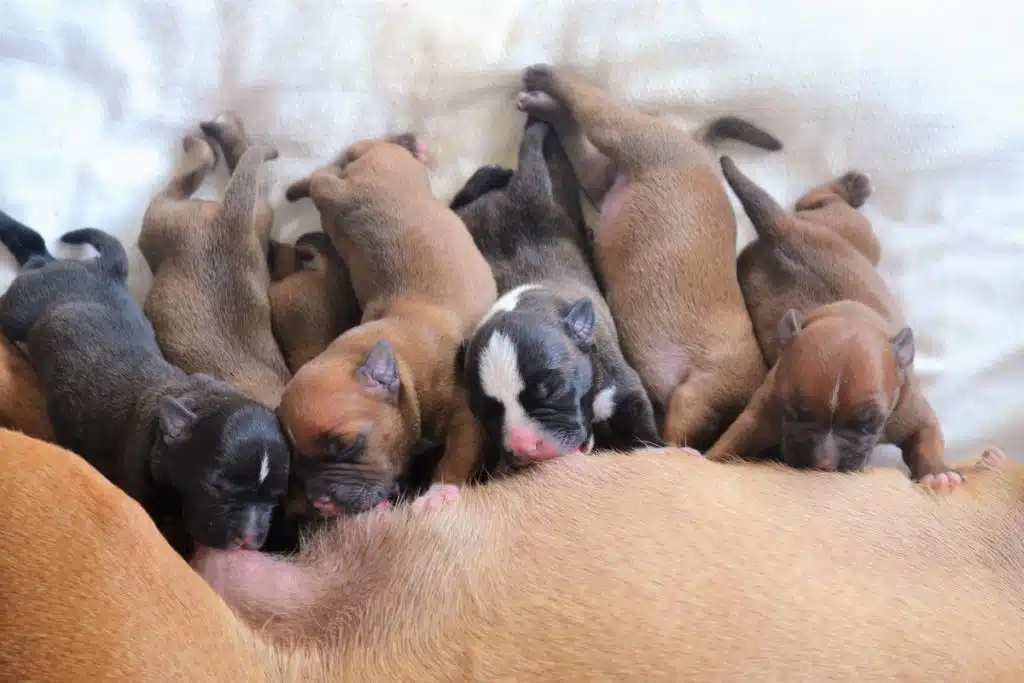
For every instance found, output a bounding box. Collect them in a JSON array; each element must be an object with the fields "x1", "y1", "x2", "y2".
[{"x1": 2, "y1": 0, "x2": 1022, "y2": 463}]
